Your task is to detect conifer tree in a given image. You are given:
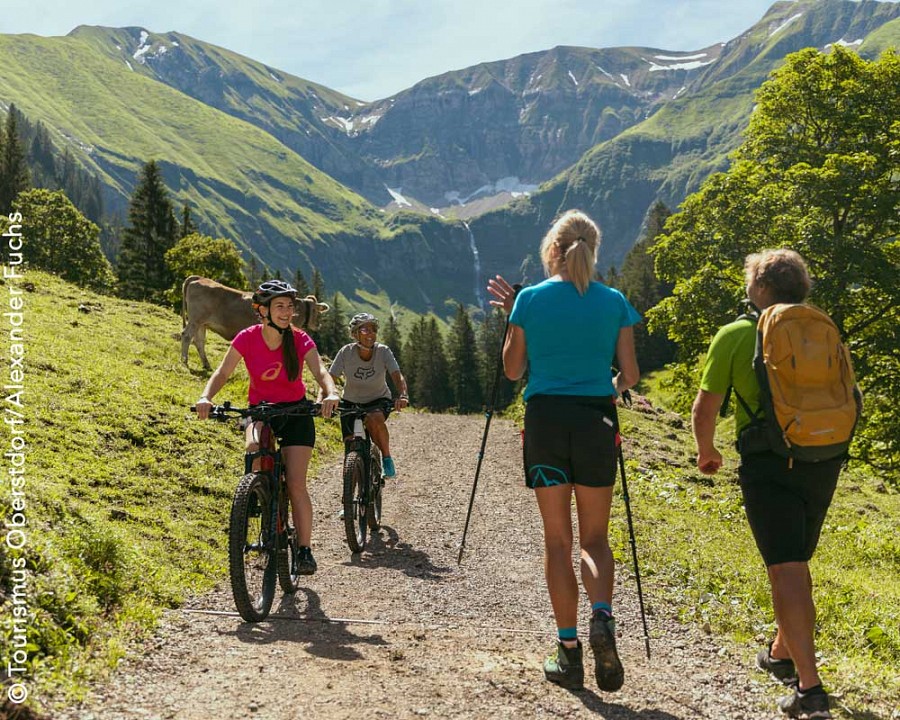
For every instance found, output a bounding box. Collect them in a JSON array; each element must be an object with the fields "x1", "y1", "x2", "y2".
[
  {"x1": 0, "y1": 105, "x2": 31, "y2": 213},
  {"x1": 179, "y1": 204, "x2": 197, "y2": 239},
  {"x1": 402, "y1": 316, "x2": 427, "y2": 405},
  {"x1": 316, "y1": 292, "x2": 347, "y2": 358},
  {"x1": 381, "y1": 313, "x2": 404, "y2": 397},
  {"x1": 477, "y1": 309, "x2": 517, "y2": 410},
  {"x1": 411, "y1": 318, "x2": 451, "y2": 411},
  {"x1": 311, "y1": 268, "x2": 325, "y2": 301},
  {"x1": 245, "y1": 256, "x2": 264, "y2": 289},
  {"x1": 117, "y1": 160, "x2": 178, "y2": 302},
  {"x1": 447, "y1": 304, "x2": 482, "y2": 412},
  {"x1": 293, "y1": 268, "x2": 311, "y2": 296}
]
